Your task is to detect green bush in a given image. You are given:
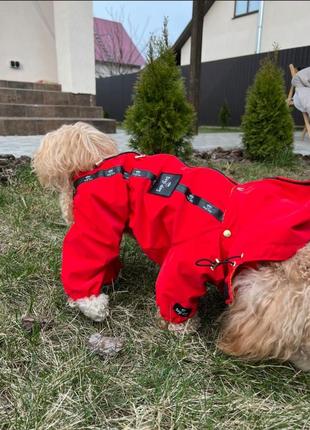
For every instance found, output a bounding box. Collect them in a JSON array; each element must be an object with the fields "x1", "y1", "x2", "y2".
[
  {"x1": 124, "y1": 19, "x2": 194, "y2": 159},
  {"x1": 218, "y1": 101, "x2": 231, "y2": 128},
  {"x1": 242, "y1": 54, "x2": 294, "y2": 164}
]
